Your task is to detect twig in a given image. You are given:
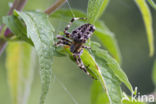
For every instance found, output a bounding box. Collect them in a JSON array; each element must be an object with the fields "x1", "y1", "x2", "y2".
[
  {"x1": 44, "y1": 0, "x2": 66, "y2": 15},
  {"x1": 8, "y1": 0, "x2": 28, "y2": 15}
]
